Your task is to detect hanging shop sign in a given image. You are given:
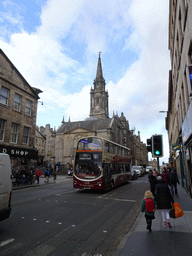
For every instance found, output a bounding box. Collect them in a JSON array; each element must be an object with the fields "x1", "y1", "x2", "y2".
[
  {"x1": 172, "y1": 144, "x2": 181, "y2": 151},
  {"x1": 0, "y1": 145, "x2": 38, "y2": 159},
  {"x1": 182, "y1": 100, "x2": 192, "y2": 145}
]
